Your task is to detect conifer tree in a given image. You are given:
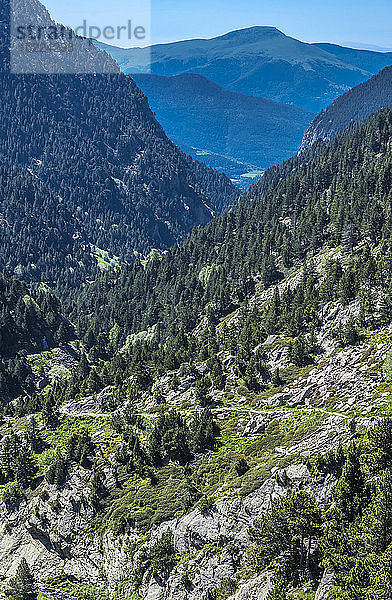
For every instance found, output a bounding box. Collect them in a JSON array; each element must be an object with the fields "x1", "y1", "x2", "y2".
[
  {"x1": 342, "y1": 221, "x2": 357, "y2": 254},
  {"x1": 6, "y1": 558, "x2": 36, "y2": 600},
  {"x1": 333, "y1": 443, "x2": 367, "y2": 523}
]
